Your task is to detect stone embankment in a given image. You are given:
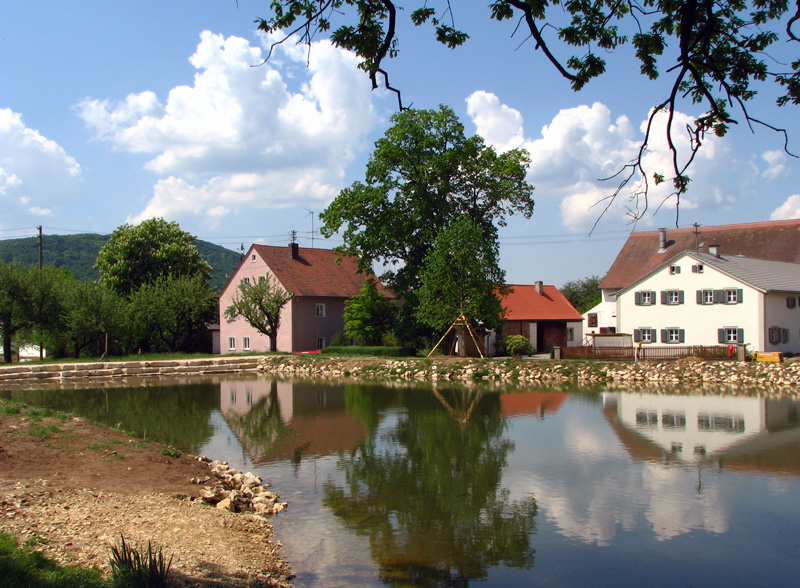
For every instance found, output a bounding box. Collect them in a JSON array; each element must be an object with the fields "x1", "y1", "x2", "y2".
[
  {"x1": 255, "y1": 355, "x2": 800, "y2": 396},
  {"x1": 2, "y1": 354, "x2": 799, "y2": 396}
]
